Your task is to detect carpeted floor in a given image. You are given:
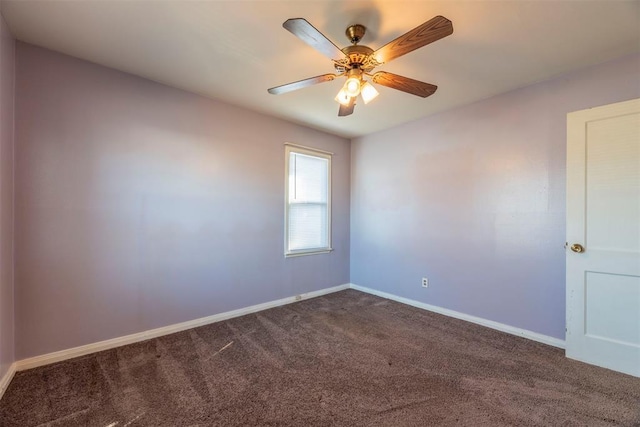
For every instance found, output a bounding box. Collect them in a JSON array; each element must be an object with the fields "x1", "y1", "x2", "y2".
[{"x1": 1, "y1": 289, "x2": 639, "y2": 426}]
